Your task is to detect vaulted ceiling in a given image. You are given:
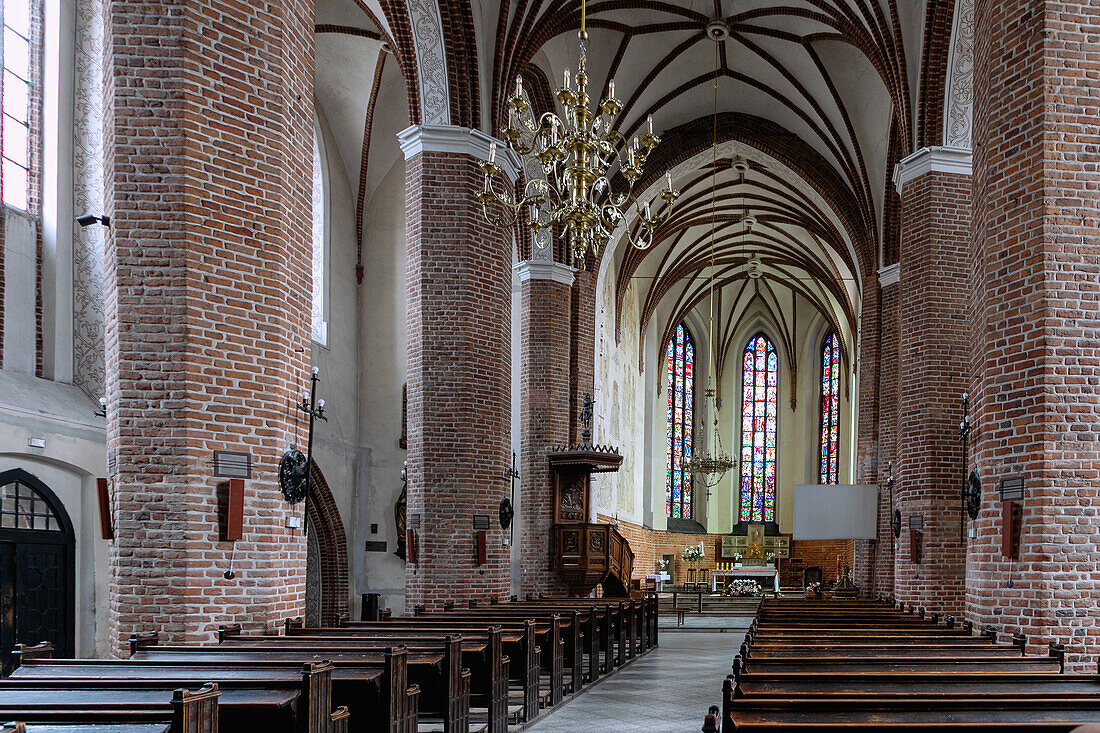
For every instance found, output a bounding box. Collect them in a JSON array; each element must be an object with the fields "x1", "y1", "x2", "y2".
[{"x1": 315, "y1": 0, "x2": 952, "y2": 369}]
